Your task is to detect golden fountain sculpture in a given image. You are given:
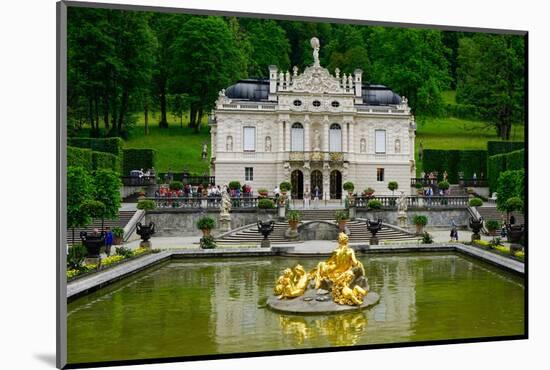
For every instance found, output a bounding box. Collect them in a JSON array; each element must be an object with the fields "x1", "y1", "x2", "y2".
[{"x1": 274, "y1": 232, "x2": 369, "y2": 306}]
